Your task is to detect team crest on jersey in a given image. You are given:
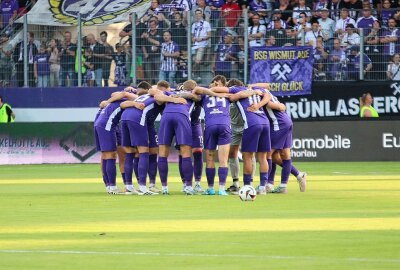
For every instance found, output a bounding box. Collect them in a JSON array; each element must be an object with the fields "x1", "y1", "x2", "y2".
[{"x1": 49, "y1": 0, "x2": 150, "y2": 26}]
